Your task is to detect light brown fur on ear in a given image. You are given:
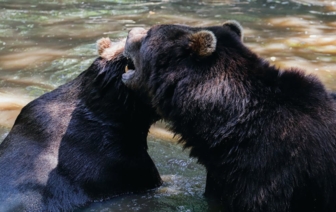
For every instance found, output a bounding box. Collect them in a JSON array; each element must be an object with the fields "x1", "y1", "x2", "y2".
[
  {"x1": 96, "y1": 37, "x2": 126, "y2": 61},
  {"x1": 189, "y1": 30, "x2": 217, "y2": 57},
  {"x1": 97, "y1": 37, "x2": 111, "y2": 55}
]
